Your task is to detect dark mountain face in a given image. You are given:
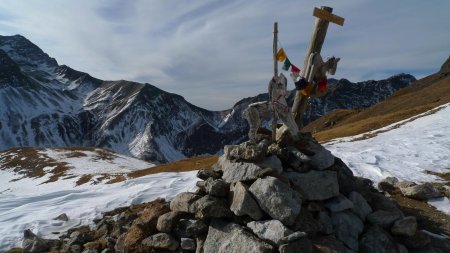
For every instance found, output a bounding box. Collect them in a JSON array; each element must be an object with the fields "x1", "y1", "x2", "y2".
[{"x1": 0, "y1": 35, "x2": 415, "y2": 163}]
